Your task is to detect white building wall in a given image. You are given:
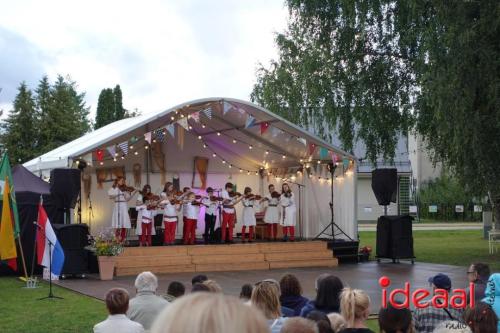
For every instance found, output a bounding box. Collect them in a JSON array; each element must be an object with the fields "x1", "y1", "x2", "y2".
[
  {"x1": 356, "y1": 177, "x2": 398, "y2": 222},
  {"x1": 408, "y1": 133, "x2": 442, "y2": 188}
]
